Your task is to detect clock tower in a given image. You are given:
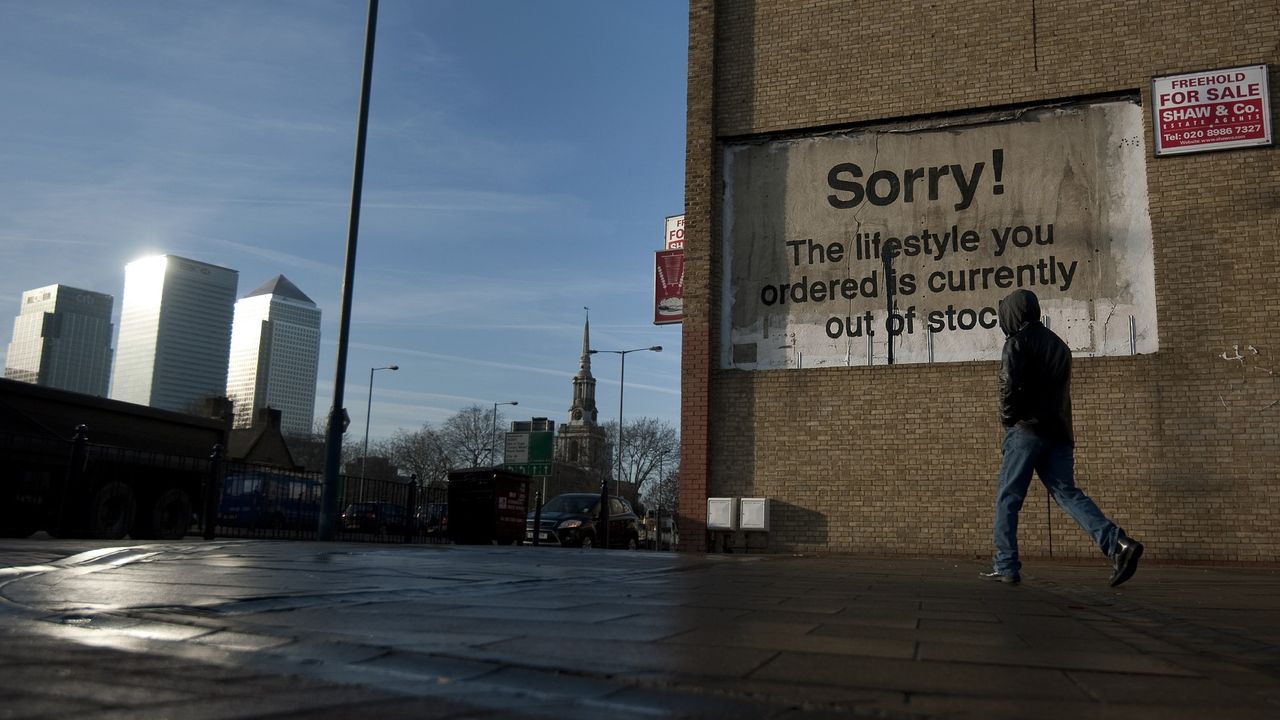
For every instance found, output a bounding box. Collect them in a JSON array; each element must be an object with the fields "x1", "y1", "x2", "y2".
[
  {"x1": 556, "y1": 310, "x2": 609, "y2": 474},
  {"x1": 568, "y1": 311, "x2": 597, "y2": 426}
]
